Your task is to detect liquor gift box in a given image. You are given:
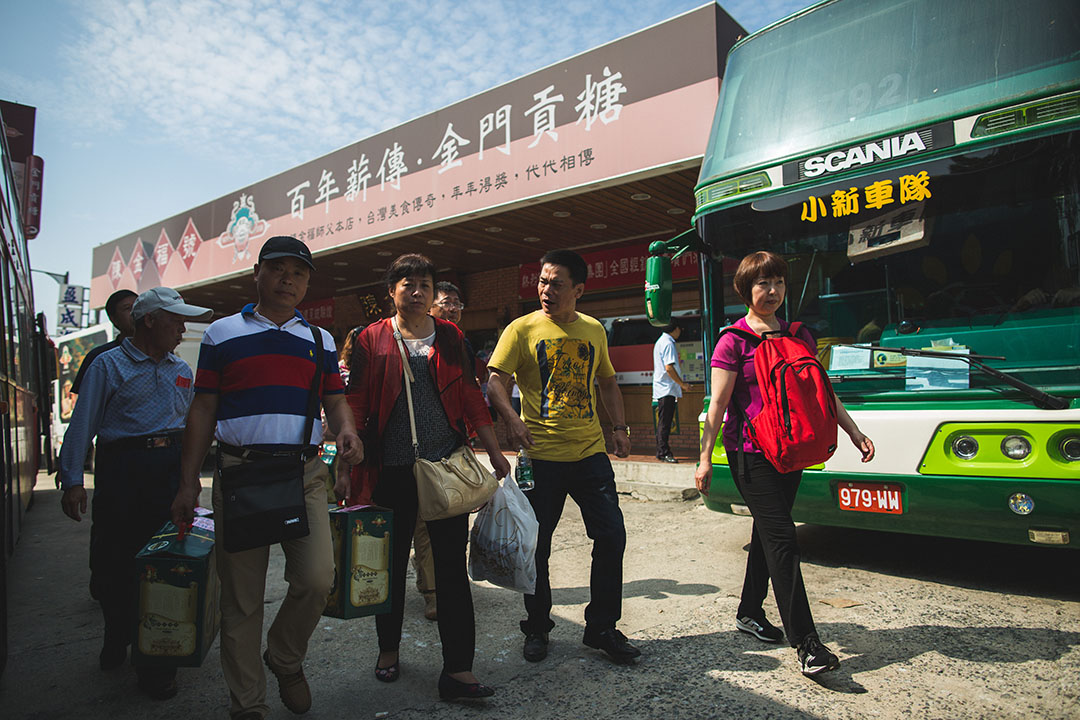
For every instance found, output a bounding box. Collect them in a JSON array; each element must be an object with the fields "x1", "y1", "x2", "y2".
[
  {"x1": 132, "y1": 516, "x2": 220, "y2": 667},
  {"x1": 324, "y1": 504, "x2": 393, "y2": 619}
]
